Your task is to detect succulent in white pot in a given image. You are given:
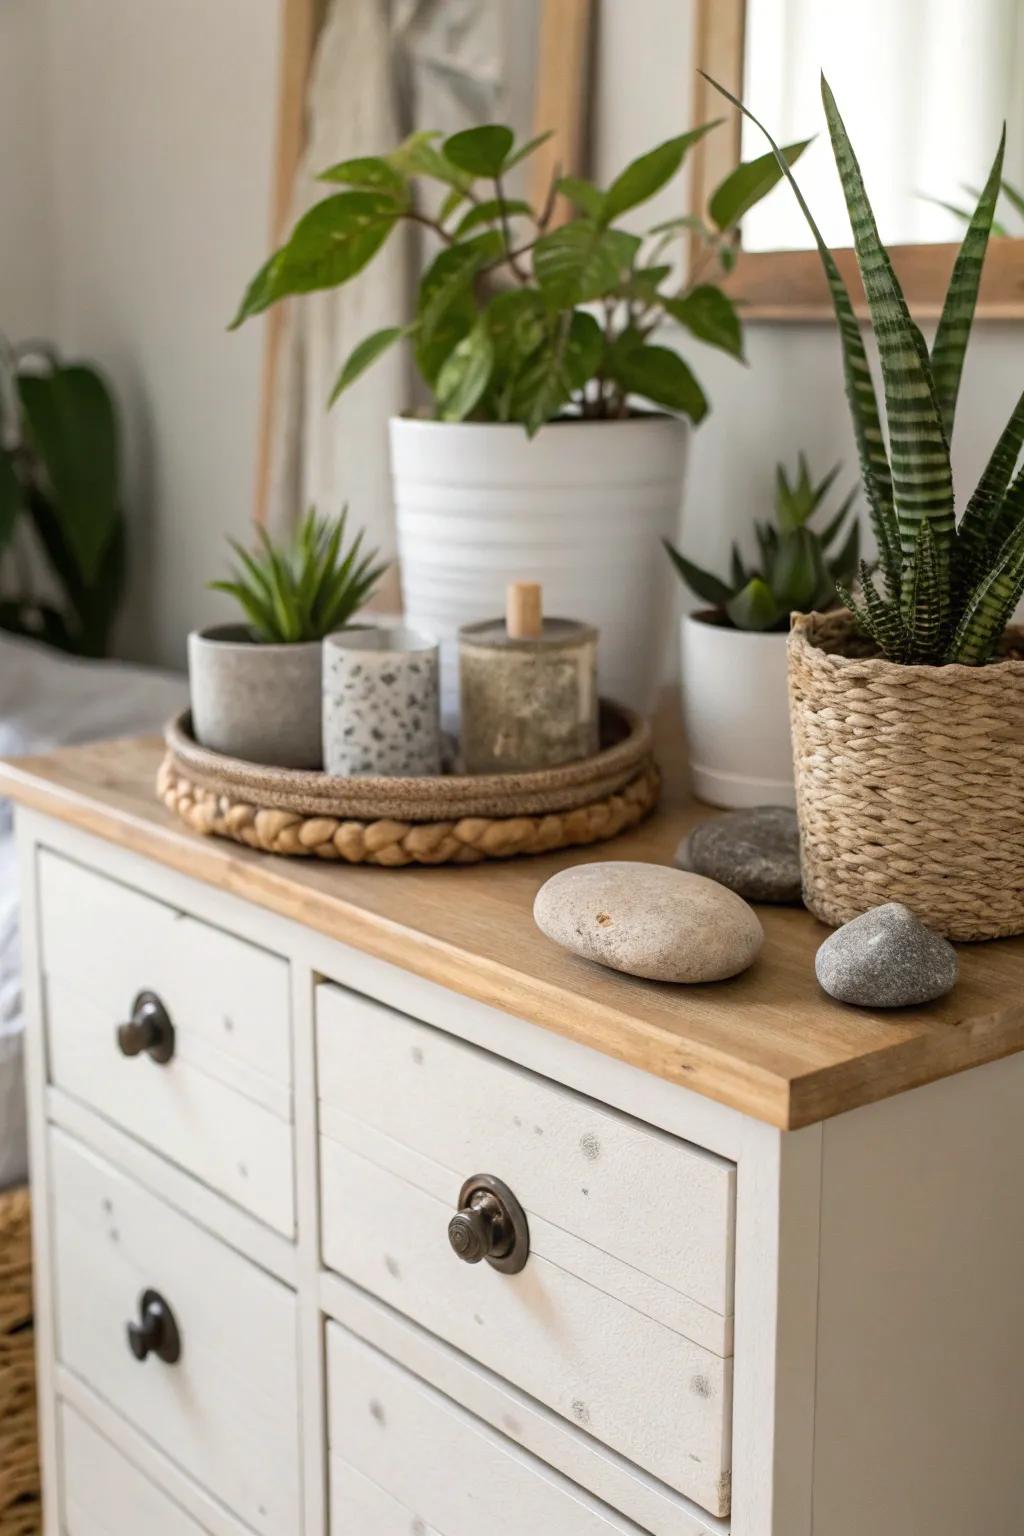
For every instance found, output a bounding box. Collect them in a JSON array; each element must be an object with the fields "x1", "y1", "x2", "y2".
[
  {"x1": 230, "y1": 119, "x2": 809, "y2": 719},
  {"x1": 189, "y1": 508, "x2": 386, "y2": 769},
  {"x1": 666, "y1": 455, "x2": 860, "y2": 807}
]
